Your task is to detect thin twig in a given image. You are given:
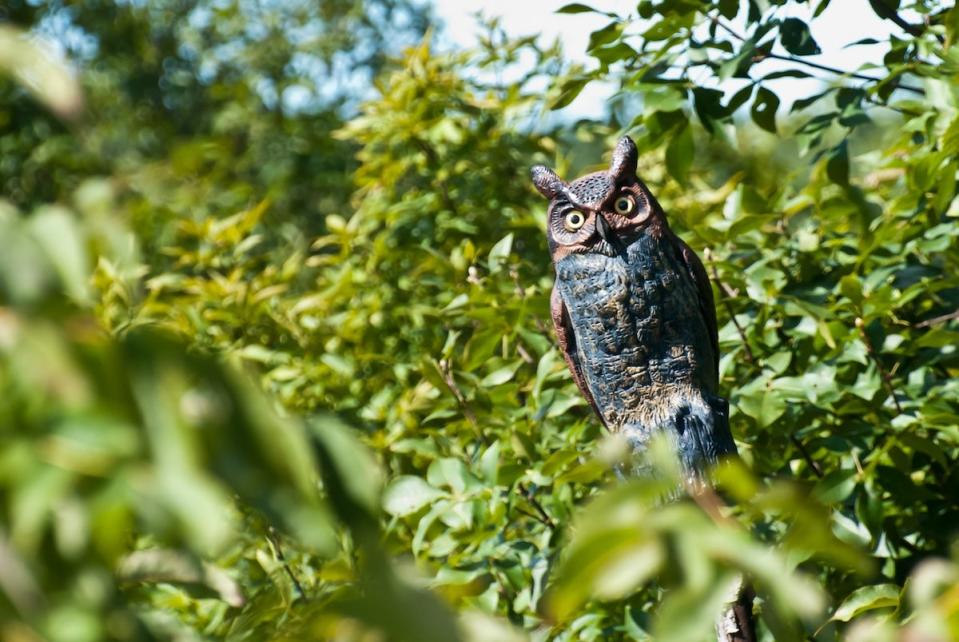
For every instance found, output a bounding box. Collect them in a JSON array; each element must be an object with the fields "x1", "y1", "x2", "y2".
[
  {"x1": 705, "y1": 250, "x2": 755, "y2": 365},
  {"x1": 518, "y1": 483, "x2": 555, "y2": 529},
  {"x1": 510, "y1": 267, "x2": 527, "y2": 298},
  {"x1": 760, "y1": 53, "x2": 924, "y2": 95},
  {"x1": 789, "y1": 434, "x2": 824, "y2": 479},
  {"x1": 515, "y1": 507, "x2": 550, "y2": 527},
  {"x1": 870, "y1": 0, "x2": 944, "y2": 43},
  {"x1": 516, "y1": 343, "x2": 535, "y2": 364},
  {"x1": 852, "y1": 451, "x2": 865, "y2": 477},
  {"x1": 710, "y1": 16, "x2": 746, "y2": 41},
  {"x1": 686, "y1": 481, "x2": 739, "y2": 528},
  {"x1": 855, "y1": 317, "x2": 903, "y2": 414},
  {"x1": 438, "y1": 359, "x2": 479, "y2": 427},
  {"x1": 266, "y1": 527, "x2": 305, "y2": 600},
  {"x1": 862, "y1": 94, "x2": 920, "y2": 118},
  {"x1": 915, "y1": 308, "x2": 959, "y2": 328}
]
